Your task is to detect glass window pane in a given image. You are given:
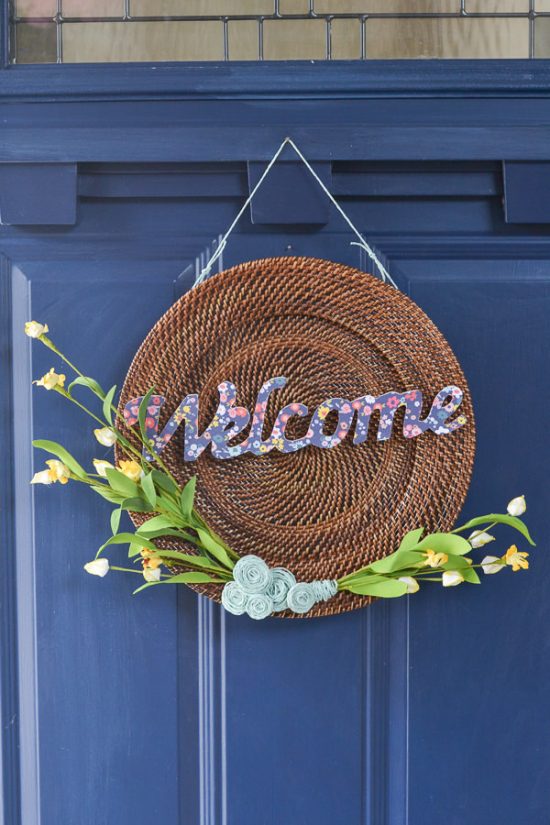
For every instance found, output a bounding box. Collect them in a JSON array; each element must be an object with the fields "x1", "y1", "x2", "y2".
[
  {"x1": 62, "y1": 21, "x2": 225, "y2": 62},
  {"x1": 315, "y1": 0, "x2": 459, "y2": 11},
  {"x1": 8, "y1": 0, "x2": 544, "y2": 62},
  {"x1": 130, "y1": 0, "x2": 273, "y2": 14},
  {"x1": 330, "y1": 18, "x2": 362, "y2": 60},
  {"x1": 263, "y1": 19, "x2": 327, "y2": 60},
  {"x1": 14, "y1": 22, "x2": 57, "y2": 63},
  {"x1": 227, "y1": 20, "x2": 259, "y2": 60},
  {"x1": 15, "y1": 0, "x2": 57, "y2": 16},
  {"x1": 365, "y1": 17, "x2": 529, "y2": 58},
  {"x1": 62, "y1": 1, "x2": 124, "y2": 17}
]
